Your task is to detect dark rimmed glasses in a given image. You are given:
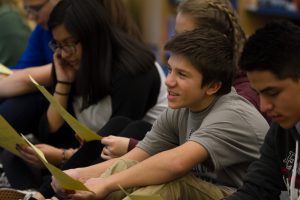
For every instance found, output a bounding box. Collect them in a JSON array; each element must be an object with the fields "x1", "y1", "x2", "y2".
[
  {"x1": 48, "y1": 40, "x2": 79, "y2": 55},
  {"x1": 24, "y1": 0, "x2": 49, "y2": 16}
]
